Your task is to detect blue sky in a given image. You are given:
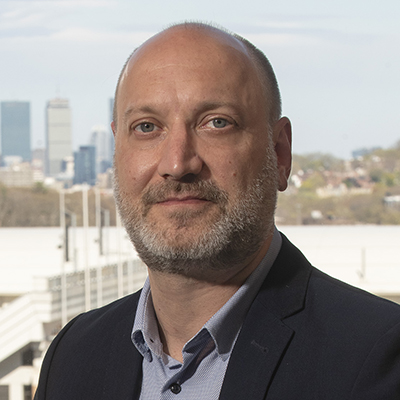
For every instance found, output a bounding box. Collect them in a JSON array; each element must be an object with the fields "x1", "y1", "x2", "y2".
[{"x1": 1, "y1": 0, "x2": 399, "y2": 158}]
